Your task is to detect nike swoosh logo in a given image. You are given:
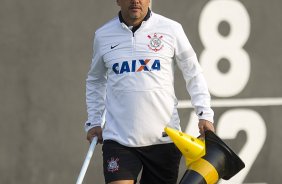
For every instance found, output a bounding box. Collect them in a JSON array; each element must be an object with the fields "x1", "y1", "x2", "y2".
[{"x1": 111, "y1": 44, "x2": 120, "y2": 49}]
